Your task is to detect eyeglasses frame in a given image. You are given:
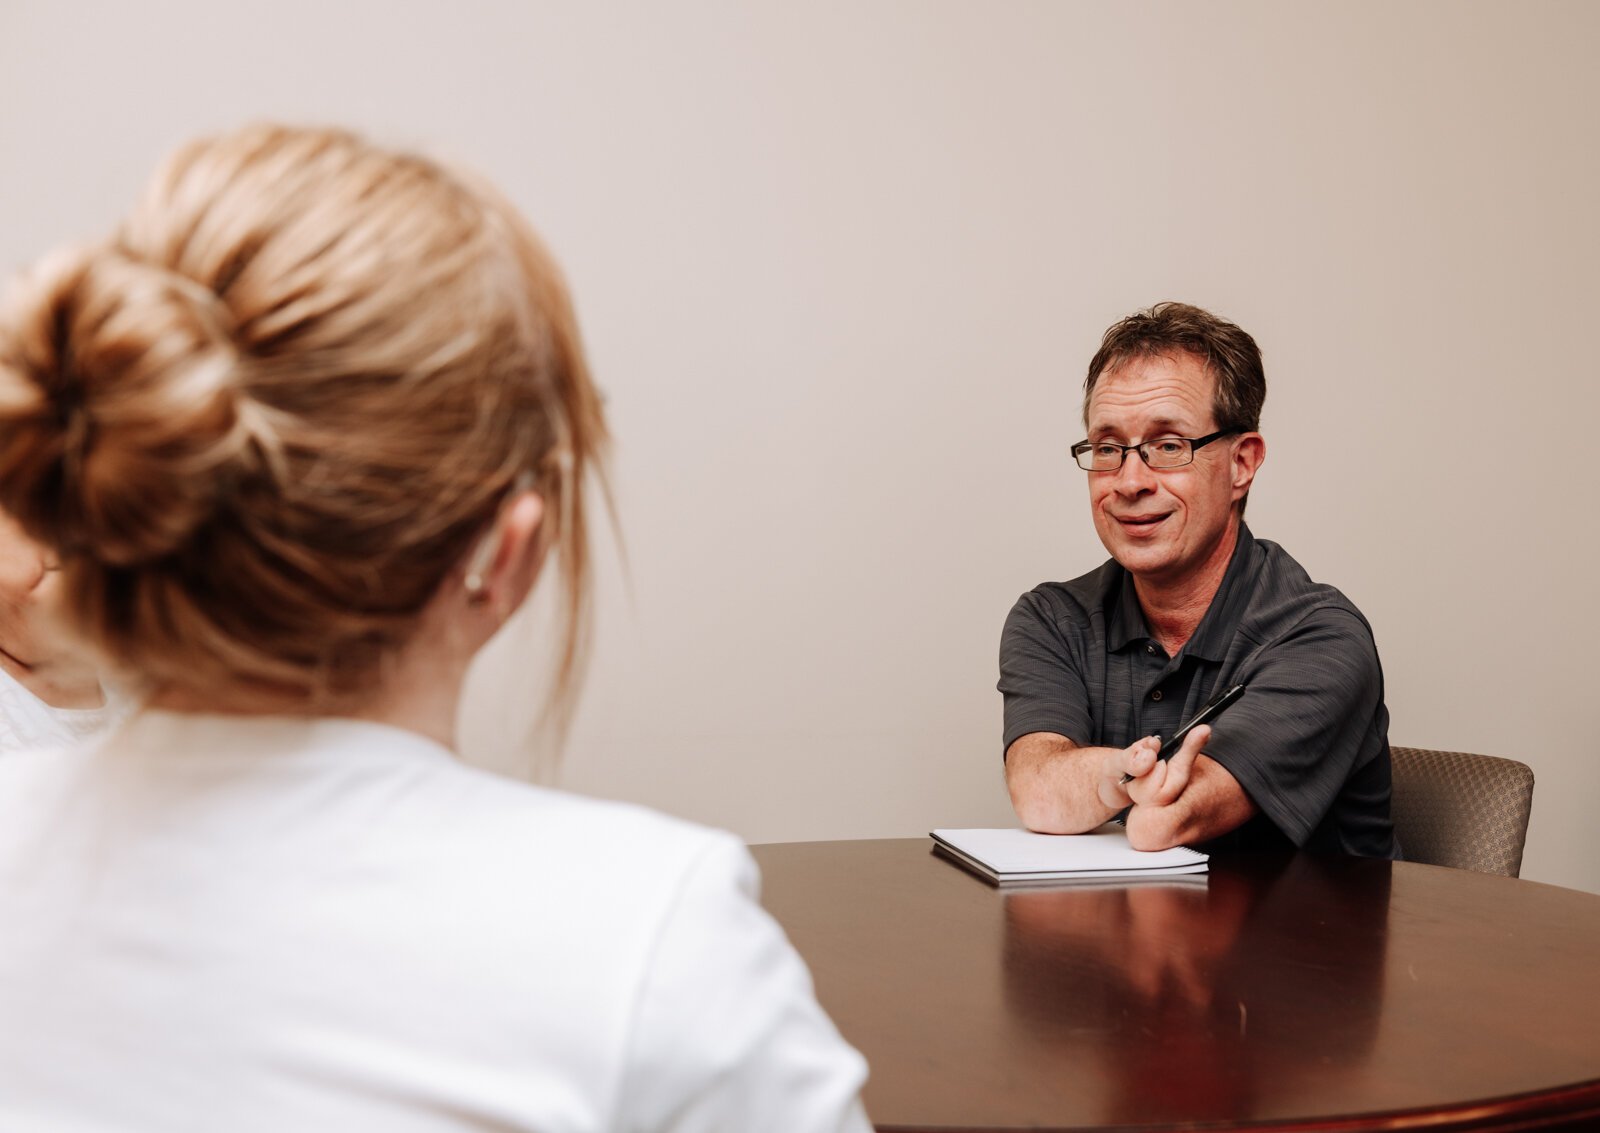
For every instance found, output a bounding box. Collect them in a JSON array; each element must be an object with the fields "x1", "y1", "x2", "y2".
[{"x1": 1069, "y1": 429, "x2": 1241, "y2": 472}]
